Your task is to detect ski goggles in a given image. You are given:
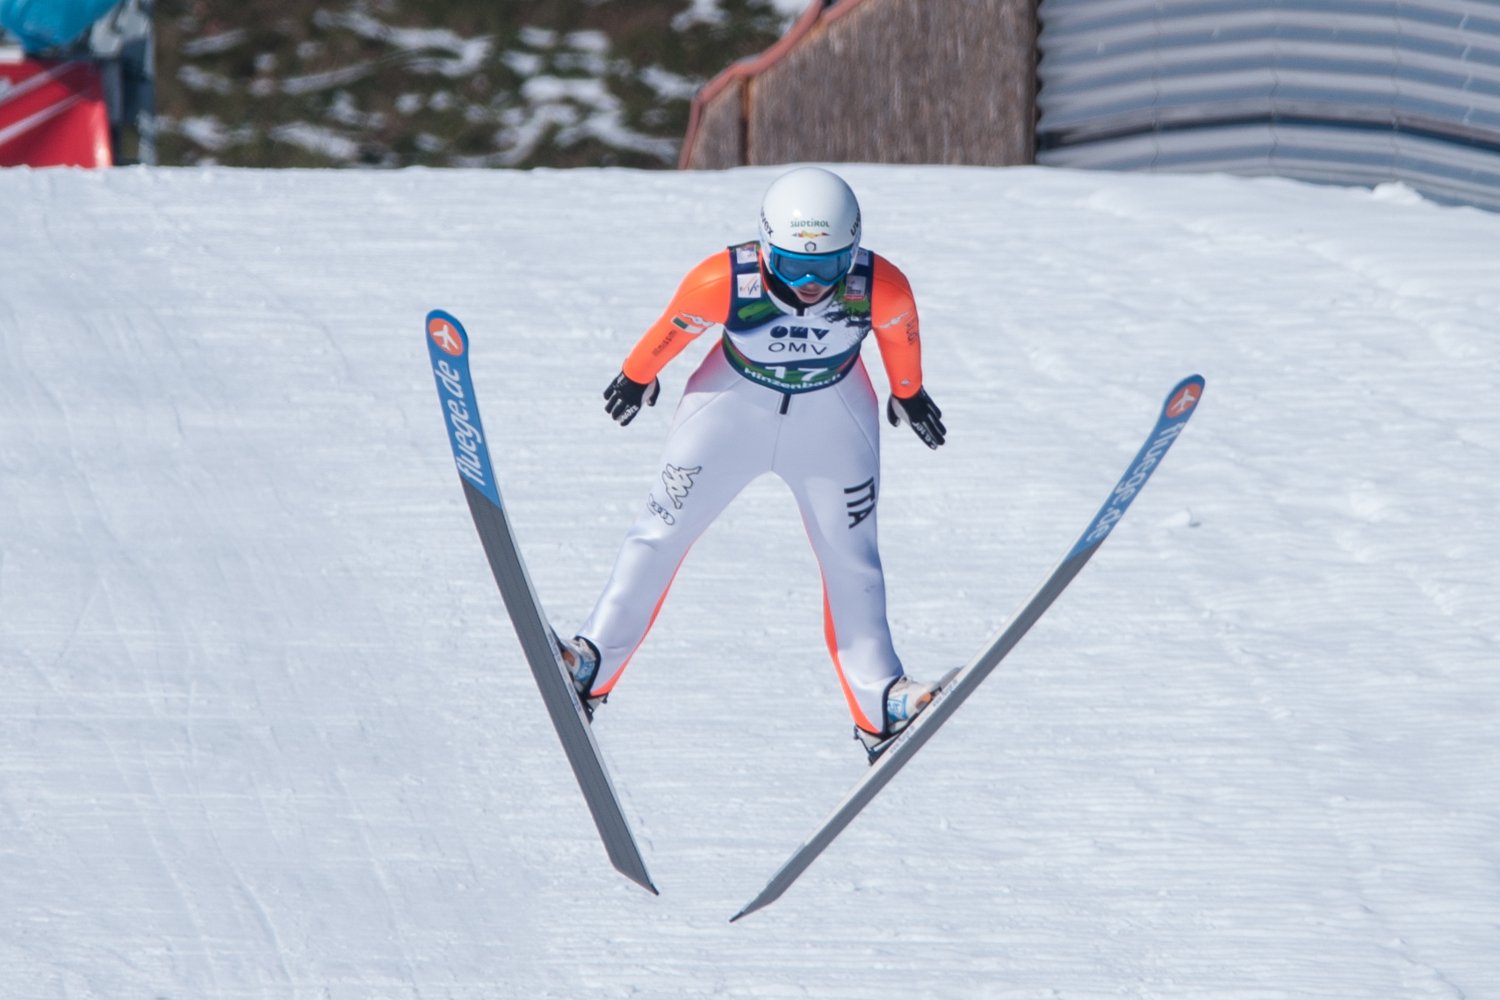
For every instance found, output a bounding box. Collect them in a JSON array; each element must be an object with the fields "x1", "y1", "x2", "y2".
[{"x1": 767, "y1": 245, "x2": 855, "y2": 288}]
